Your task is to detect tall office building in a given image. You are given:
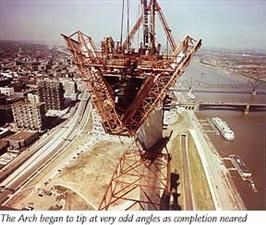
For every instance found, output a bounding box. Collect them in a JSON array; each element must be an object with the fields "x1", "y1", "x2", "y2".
[
  {"x1": 62, "y1": 79, "x2": 78, "y2": 97},
  {"x1": 37, "y1": 79, "x2": 64, "y2": 111},
  {"x1": 11, "y1": 100, "x2": 46, "y2": 131}
]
